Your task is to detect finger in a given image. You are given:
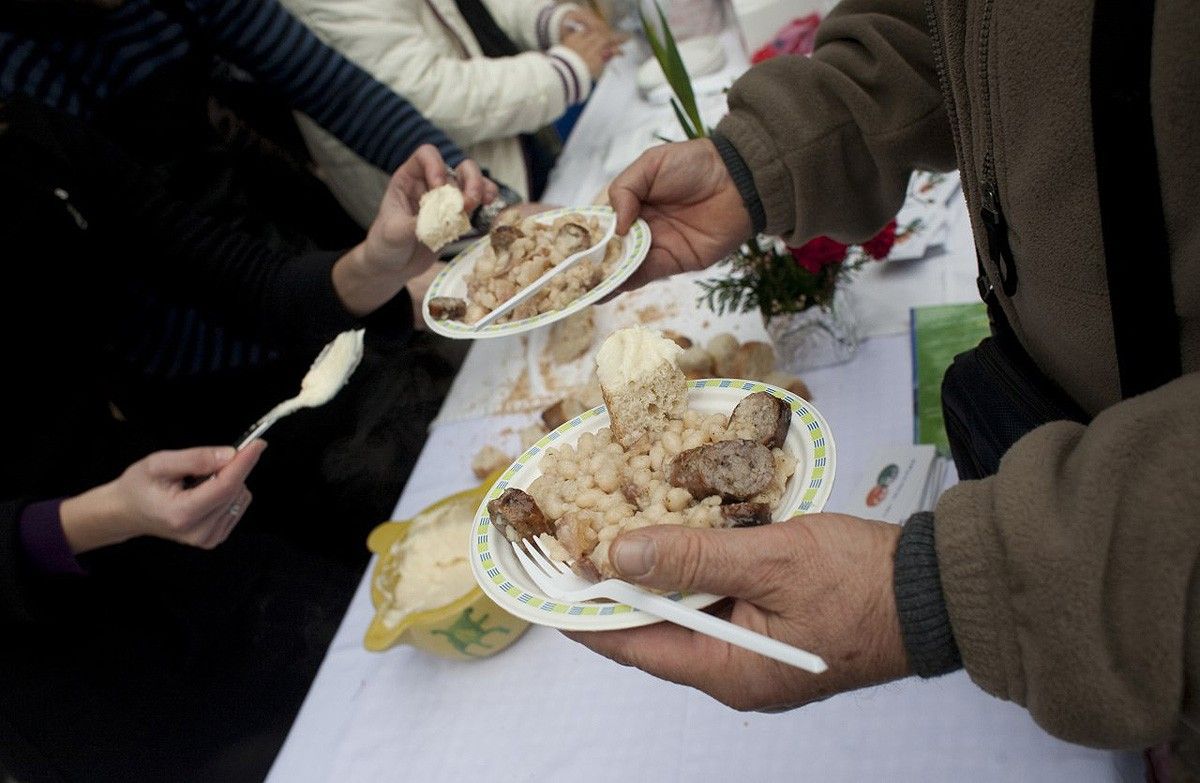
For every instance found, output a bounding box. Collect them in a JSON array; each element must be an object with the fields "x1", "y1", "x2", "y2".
[
  {"x1": 199, "y1": 488, "x2": 251, "y2": 549},
  {"x1": 454, "y1": 159, "x2": 486, "y2": 212},
  {"x1": 184, "y1": 440, "x2": 267, "y2": 510},
  {"x1": 147, "y1": 446, "x2": 237, "y2": 481},
  {"x1": 607, "y1": 523, "x2": 797, "y2": 600},
  {"x1": 609, "y1": 148, "x2": 662, "y2": 235},
  {"x1": 562, "y1": 623, "x2": 758, "y2": 703},
  {"x1": 389, "y1": 146, "x2": 445, "y2": 209}
]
